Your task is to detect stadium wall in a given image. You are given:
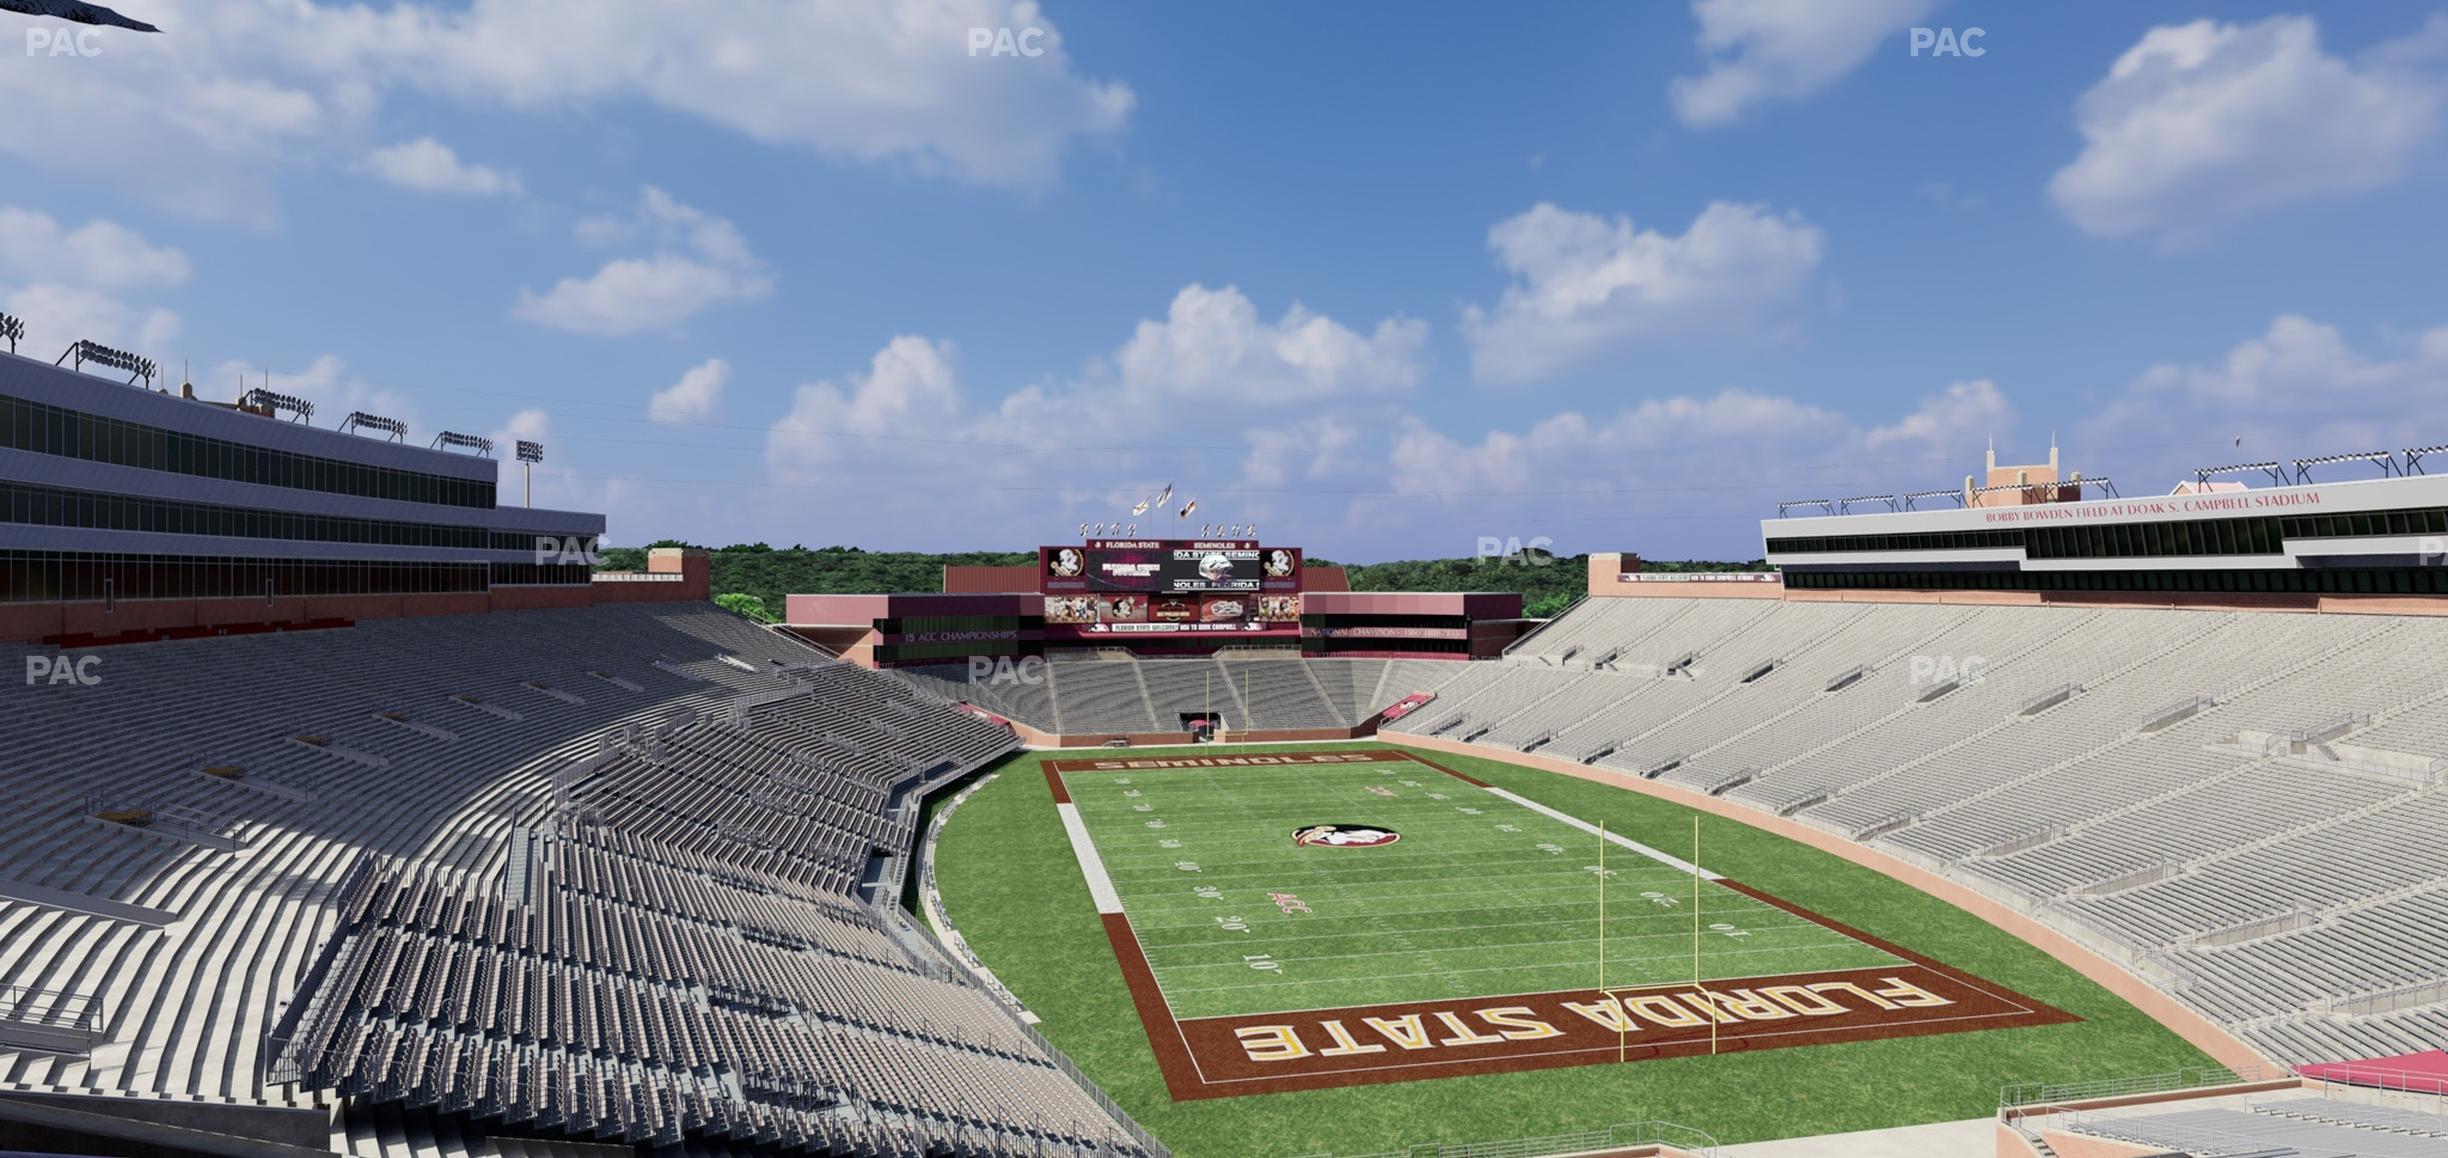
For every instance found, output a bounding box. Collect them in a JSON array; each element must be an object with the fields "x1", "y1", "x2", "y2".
[
  {"x1": 2, "y1": 547, "x2": 711, "y2": 644},
  {"x1": 1584, "y1": 553, "x2": 2448, "y2": 616},
  {"x1": 1002, "y1": 718, "x2": 1376, "y2": 748},
  {"x1": 1379, "y1": 731, "x2": 2273, "y2": 1075}
]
